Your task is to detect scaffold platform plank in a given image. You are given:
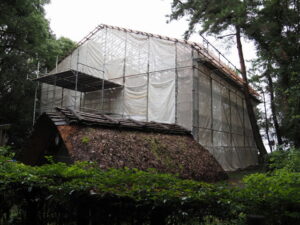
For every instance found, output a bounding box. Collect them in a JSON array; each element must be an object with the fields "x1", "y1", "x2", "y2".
[{"x1": 34, "y1": 70, "x2": 122, "y2": 92}]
